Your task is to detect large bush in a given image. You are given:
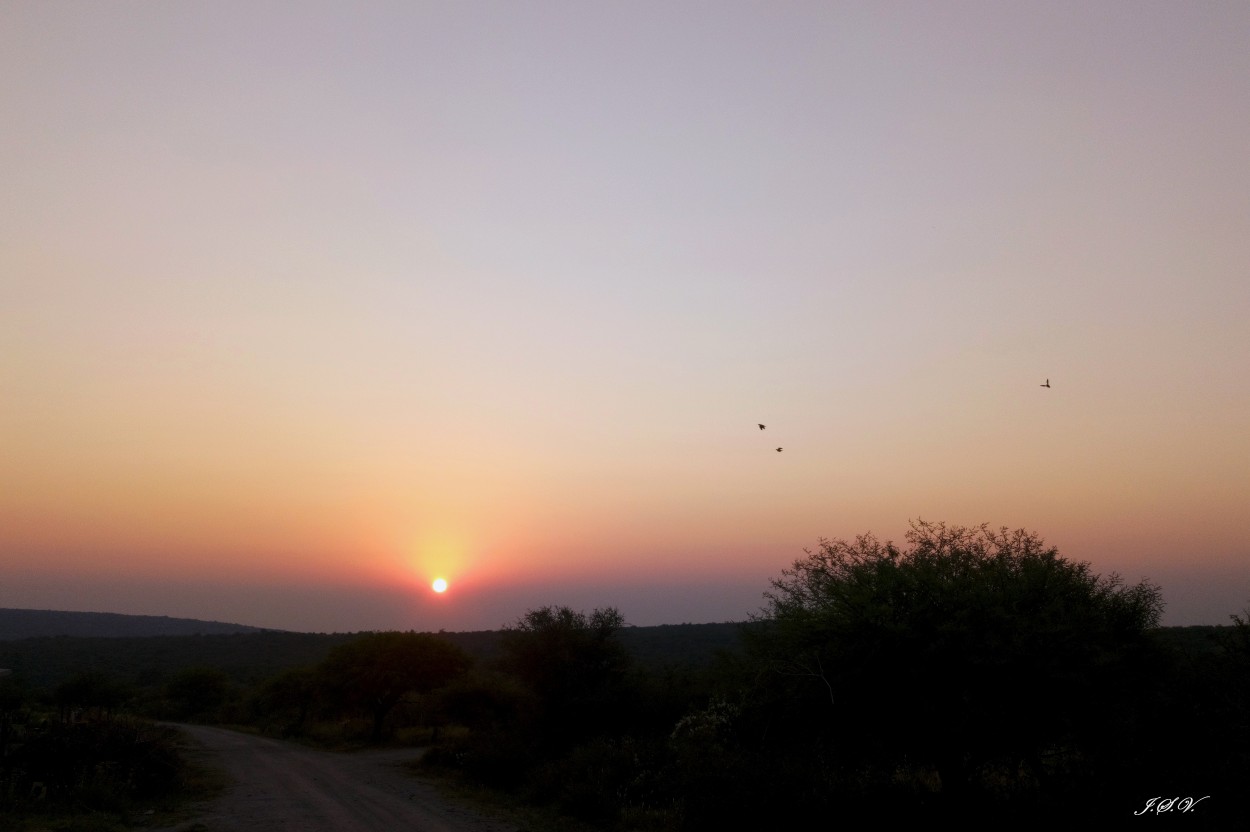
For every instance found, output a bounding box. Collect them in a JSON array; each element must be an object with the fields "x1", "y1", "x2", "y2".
[{"x1": 749, "y1": 520, "x2": 1165, "y2": 804}]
